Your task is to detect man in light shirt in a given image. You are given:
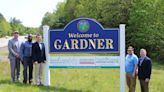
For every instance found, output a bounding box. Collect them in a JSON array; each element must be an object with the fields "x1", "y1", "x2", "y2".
[
  {"x1": 8, "y1": 31, "x2": 22, "y2": 82},
  {"x1": 125, "y1": 46, "x2": 138, "y2": 92},
  {"x1": 32, "y1": 33, "x2": 46, "y2": 86}
]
